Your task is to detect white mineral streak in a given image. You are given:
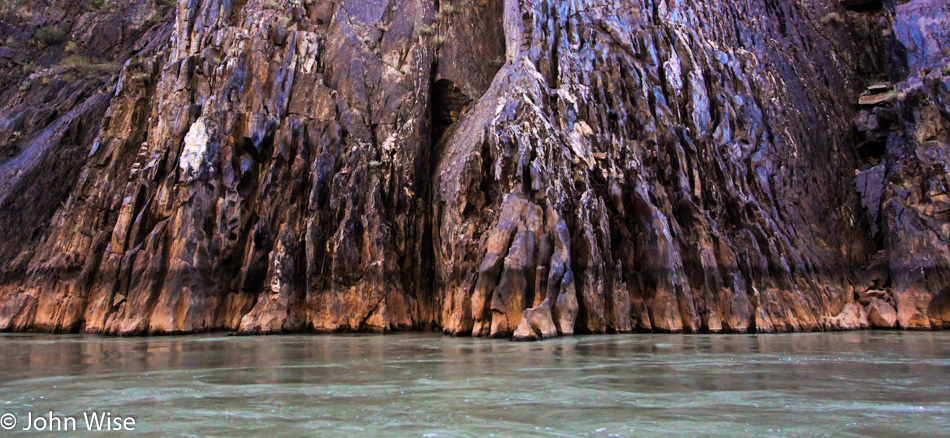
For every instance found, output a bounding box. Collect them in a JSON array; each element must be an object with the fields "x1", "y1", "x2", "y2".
[
  {"x1": 570, "y1": 120, "x2": 595, "y2": 167},
  {"x1": 665, "y1": 50, "x2": 684, "y2": 92},
  {"x1": 180, "y1": 117, "x2": 210, "y2": 178},
  {"x1": 269, "y1": 257, "x2": 282, "y2": 295}
]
